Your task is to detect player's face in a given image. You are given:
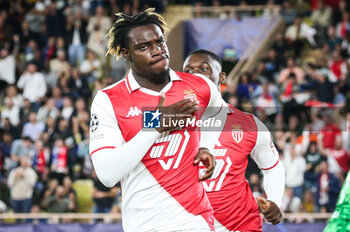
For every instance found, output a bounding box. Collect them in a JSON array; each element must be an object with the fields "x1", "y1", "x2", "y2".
[
  {"x1": 123, "y1": 24, "x2": 170, "y2": 82},
  {"x1": 183, "y1": 53, "x2": 225, "y2": 90}
]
